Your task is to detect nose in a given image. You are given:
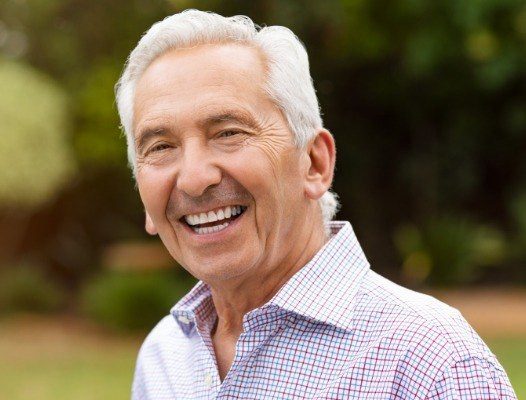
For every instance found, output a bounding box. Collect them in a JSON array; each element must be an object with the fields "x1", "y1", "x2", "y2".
[{"x1": 176, "y1": 140, "x2": 221, "y2": 197}]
